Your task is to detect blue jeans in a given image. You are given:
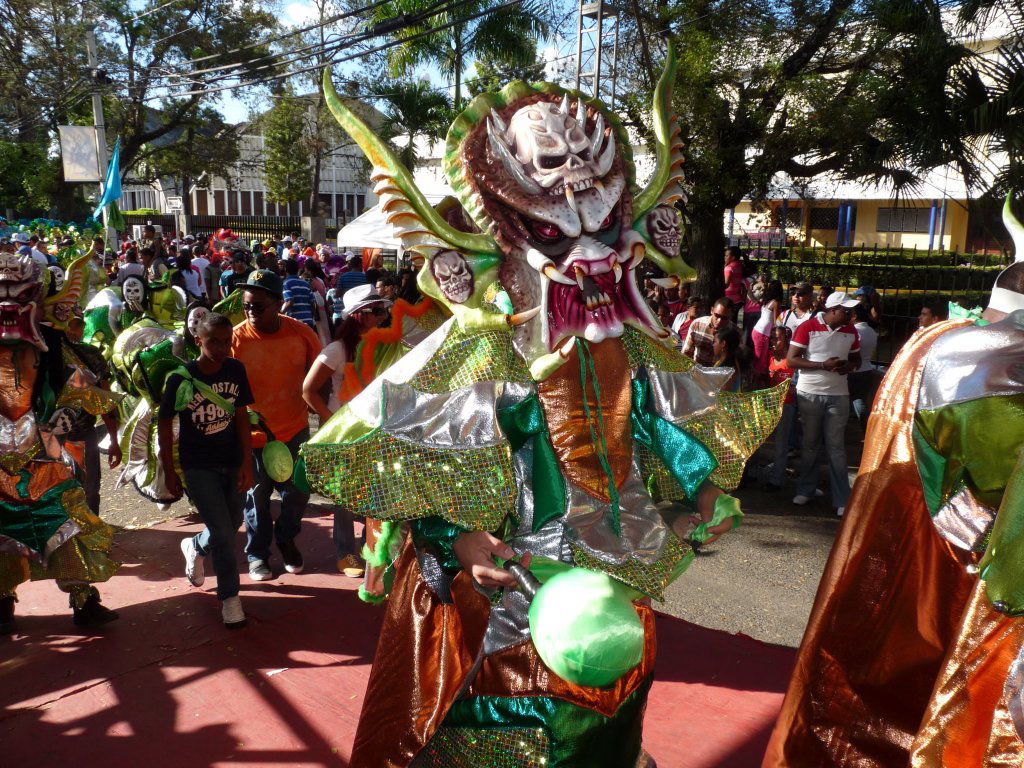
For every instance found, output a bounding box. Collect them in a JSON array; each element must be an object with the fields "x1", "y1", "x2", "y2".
[
  {"x1": 849, "y1": 370, "x2": 882, "y2": 430},
  {"x1": 185, "y1": 466, "x2": 243, "y2": 600},
  {"x1": 770, "y1": 403, "x2": 796, "y2": 487},
  {"x1": 795, "y1": 392, "x2": 851, "y2": 508},
  {"x1": 333, "y1": 507, "x2": 362, "y2": 559},
  {"x1": 244, "y1": 428, "x2": 310, "y2": 565}
]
